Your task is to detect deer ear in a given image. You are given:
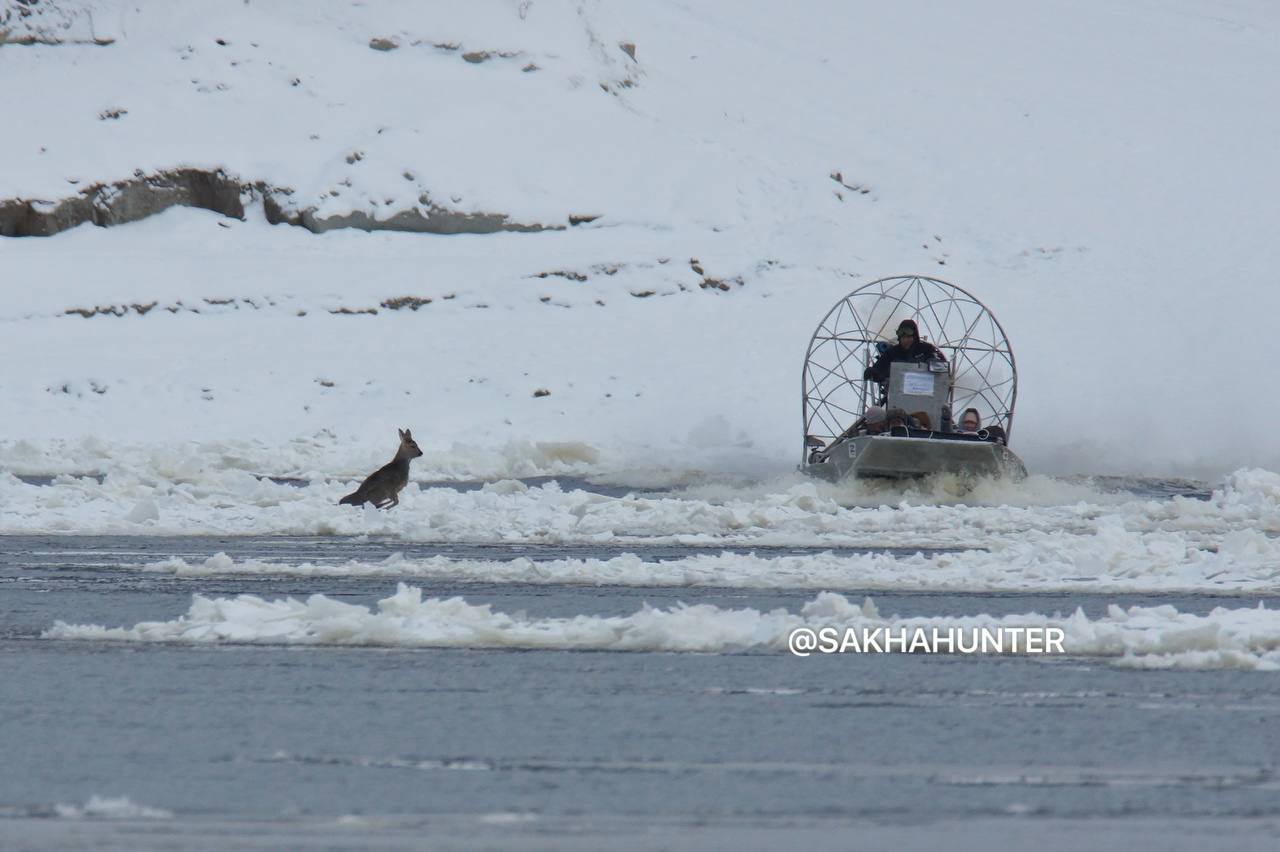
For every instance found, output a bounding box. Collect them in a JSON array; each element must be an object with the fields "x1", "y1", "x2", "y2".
[
  {"x1": 404, "y1": 428, "x2": 413, "y2": 439},
  {"x1": 398, "y1": 428, "x2": 406, "y2": 439}
]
